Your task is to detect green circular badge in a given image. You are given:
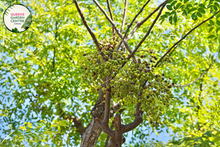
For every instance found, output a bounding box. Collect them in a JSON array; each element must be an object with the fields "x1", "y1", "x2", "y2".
[{"x1": 3, "y1": 4, "x2": 32, "y2": 33}]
